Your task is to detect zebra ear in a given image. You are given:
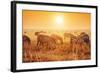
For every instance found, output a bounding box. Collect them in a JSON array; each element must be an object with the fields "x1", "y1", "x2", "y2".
[{"x1": 35, "y1": 32, "x2": 39, "y2": 35}]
